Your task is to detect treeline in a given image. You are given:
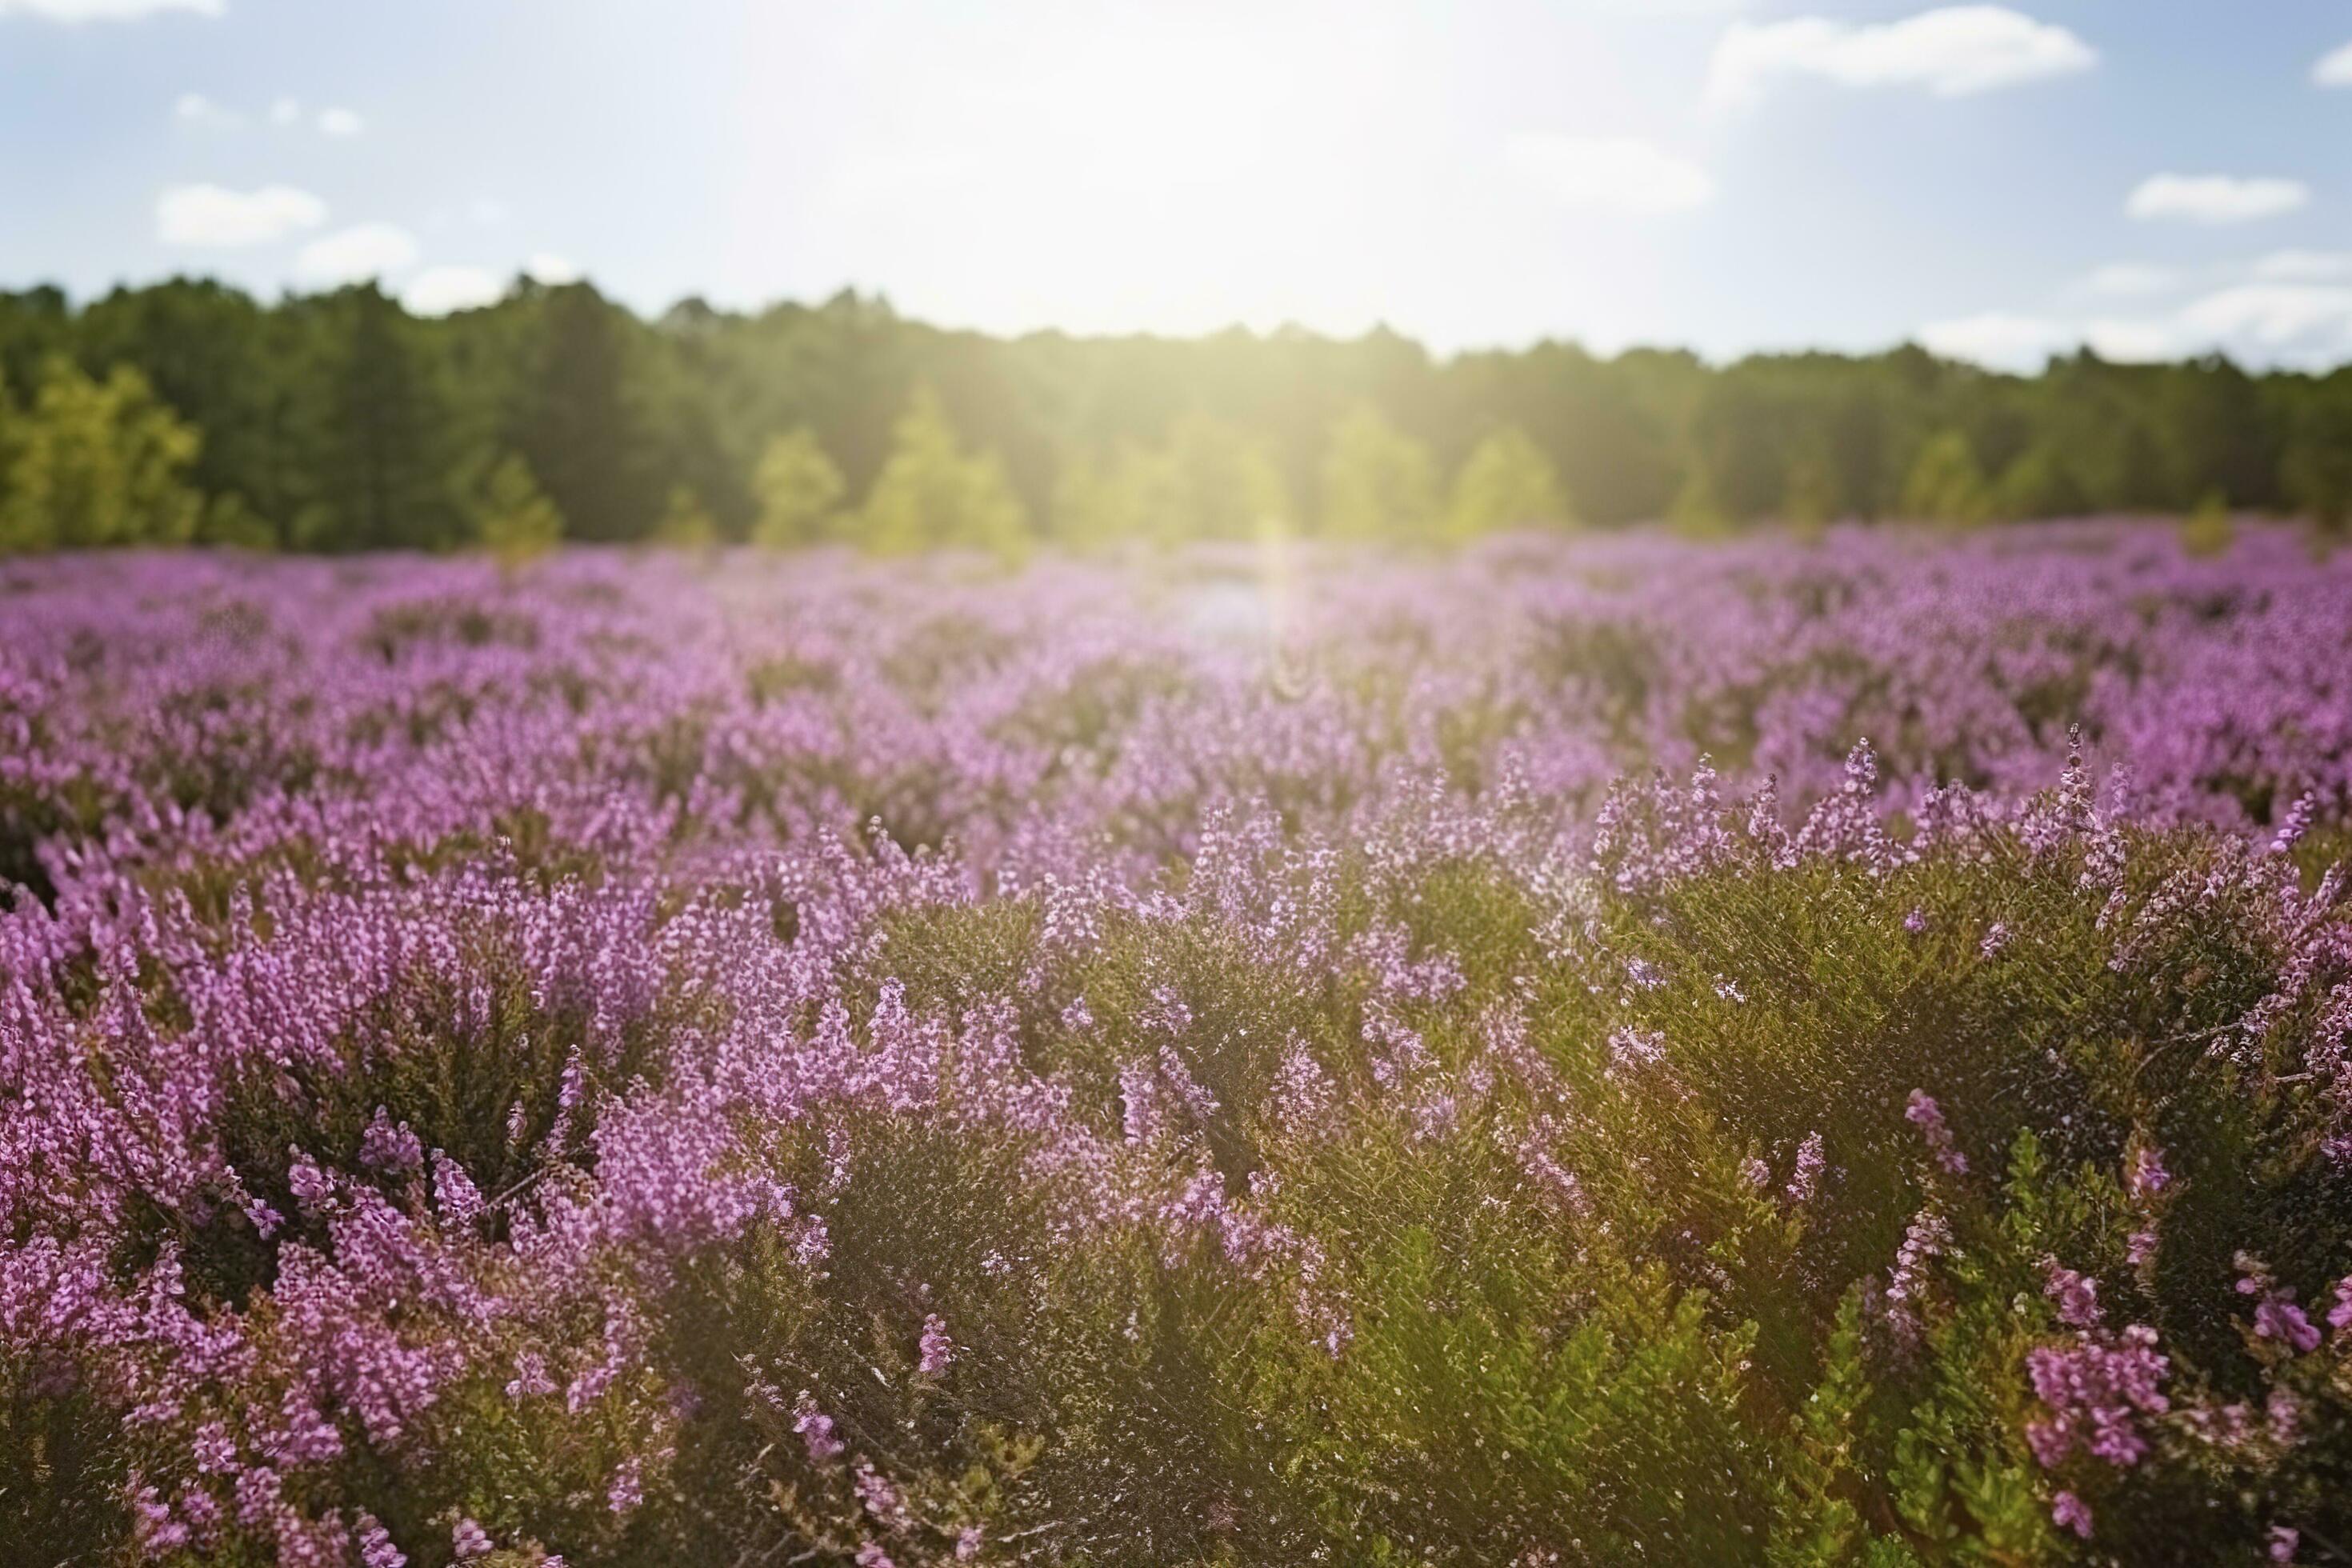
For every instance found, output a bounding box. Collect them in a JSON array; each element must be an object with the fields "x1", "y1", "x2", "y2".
[{"x1": 4, "y1": 275, "x2": 2352, "y2": 554}]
